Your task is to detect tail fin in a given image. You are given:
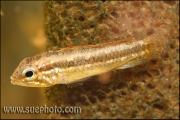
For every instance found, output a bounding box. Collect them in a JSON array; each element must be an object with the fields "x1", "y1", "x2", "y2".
[{"x1": 143, "y1": 27, "x2": 170, "y2": 60}]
